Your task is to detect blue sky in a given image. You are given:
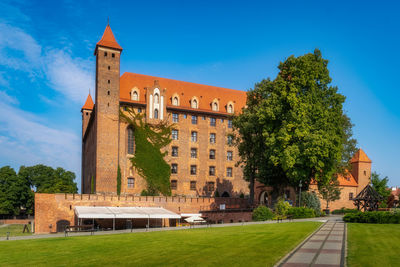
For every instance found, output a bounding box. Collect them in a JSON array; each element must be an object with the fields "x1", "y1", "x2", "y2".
[{"x1": 0, "y1": 0, "x2": 399, "y2": 190}]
